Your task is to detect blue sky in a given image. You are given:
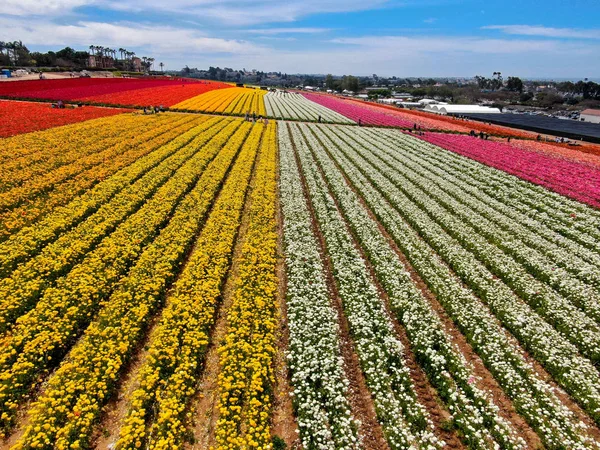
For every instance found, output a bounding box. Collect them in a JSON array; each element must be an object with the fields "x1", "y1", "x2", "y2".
[{"x1": 1, "y1": 0, "x2": 599, "y2": 78}]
